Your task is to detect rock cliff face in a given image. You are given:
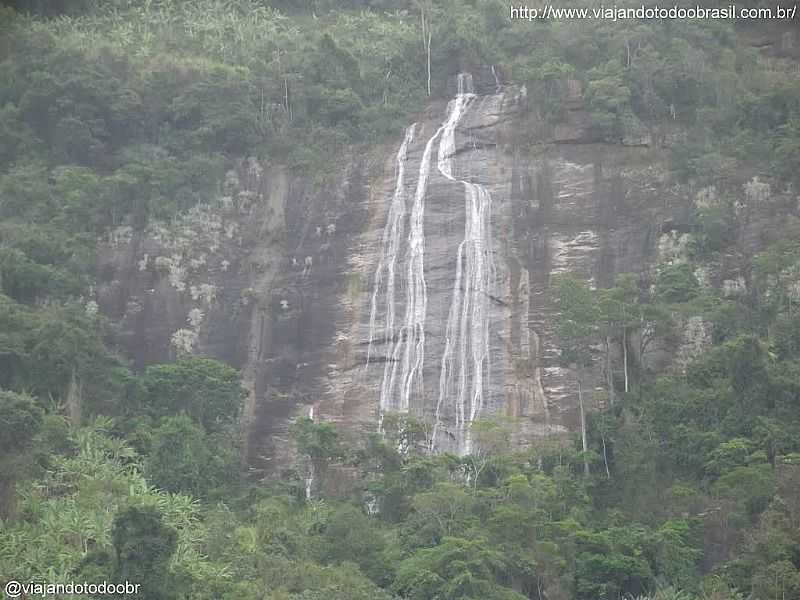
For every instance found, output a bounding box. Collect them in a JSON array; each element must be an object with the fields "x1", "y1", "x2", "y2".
[{"x1": 96, "y1": 66, "x2": 793, "y2": 474}]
